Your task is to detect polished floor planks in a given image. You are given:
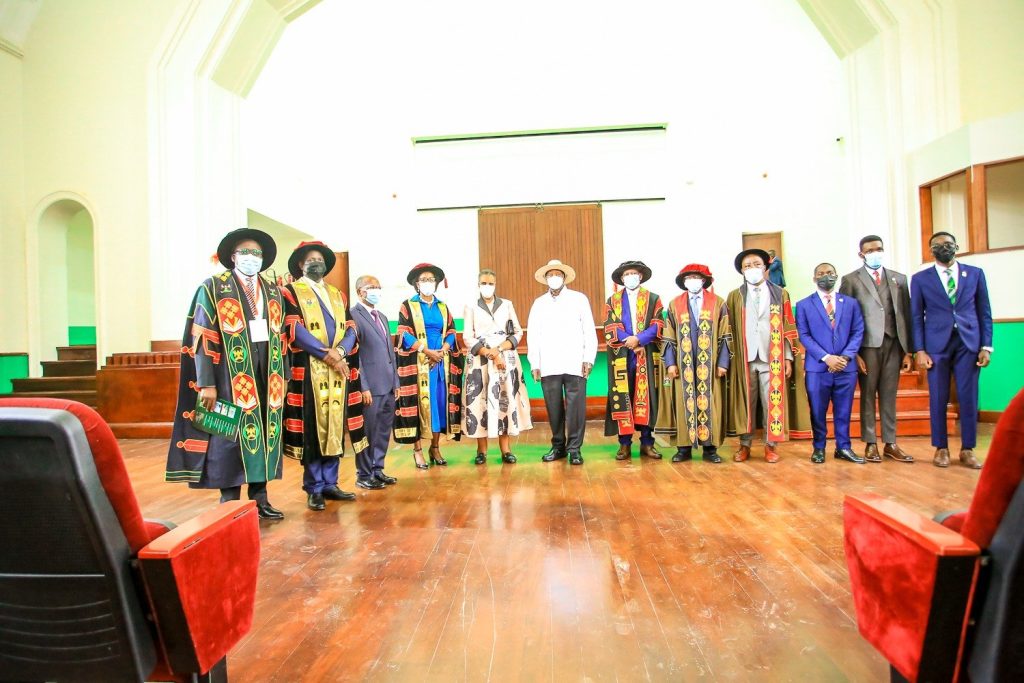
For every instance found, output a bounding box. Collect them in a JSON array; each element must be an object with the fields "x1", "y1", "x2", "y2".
[{"x1": 121, "y1": 425, "x2": 990, "y2": 682}]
